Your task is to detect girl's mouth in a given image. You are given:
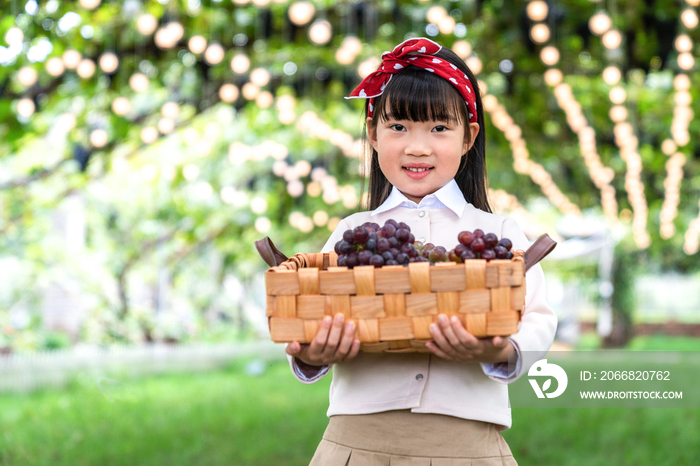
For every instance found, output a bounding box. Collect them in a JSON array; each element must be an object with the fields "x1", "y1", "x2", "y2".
[{"x1": 403, "y1": 166, "x2": 433, "y2": 179}]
